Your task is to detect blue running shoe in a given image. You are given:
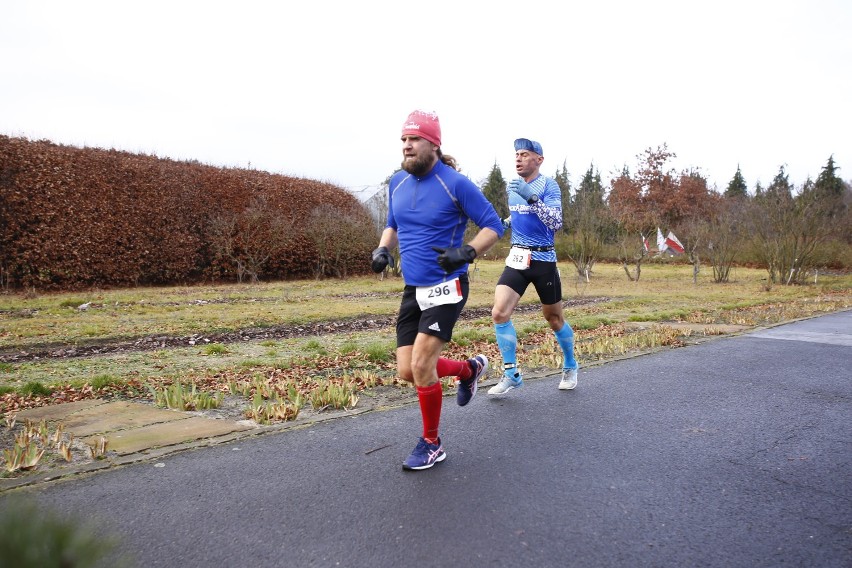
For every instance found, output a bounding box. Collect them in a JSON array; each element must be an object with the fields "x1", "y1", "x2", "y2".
[
  {"x1": 402, "y1": 437, "x2": 446, "y2": 471},
  {"x1": 457, "y1": 354, "x2": 488, "y2": 406}
]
